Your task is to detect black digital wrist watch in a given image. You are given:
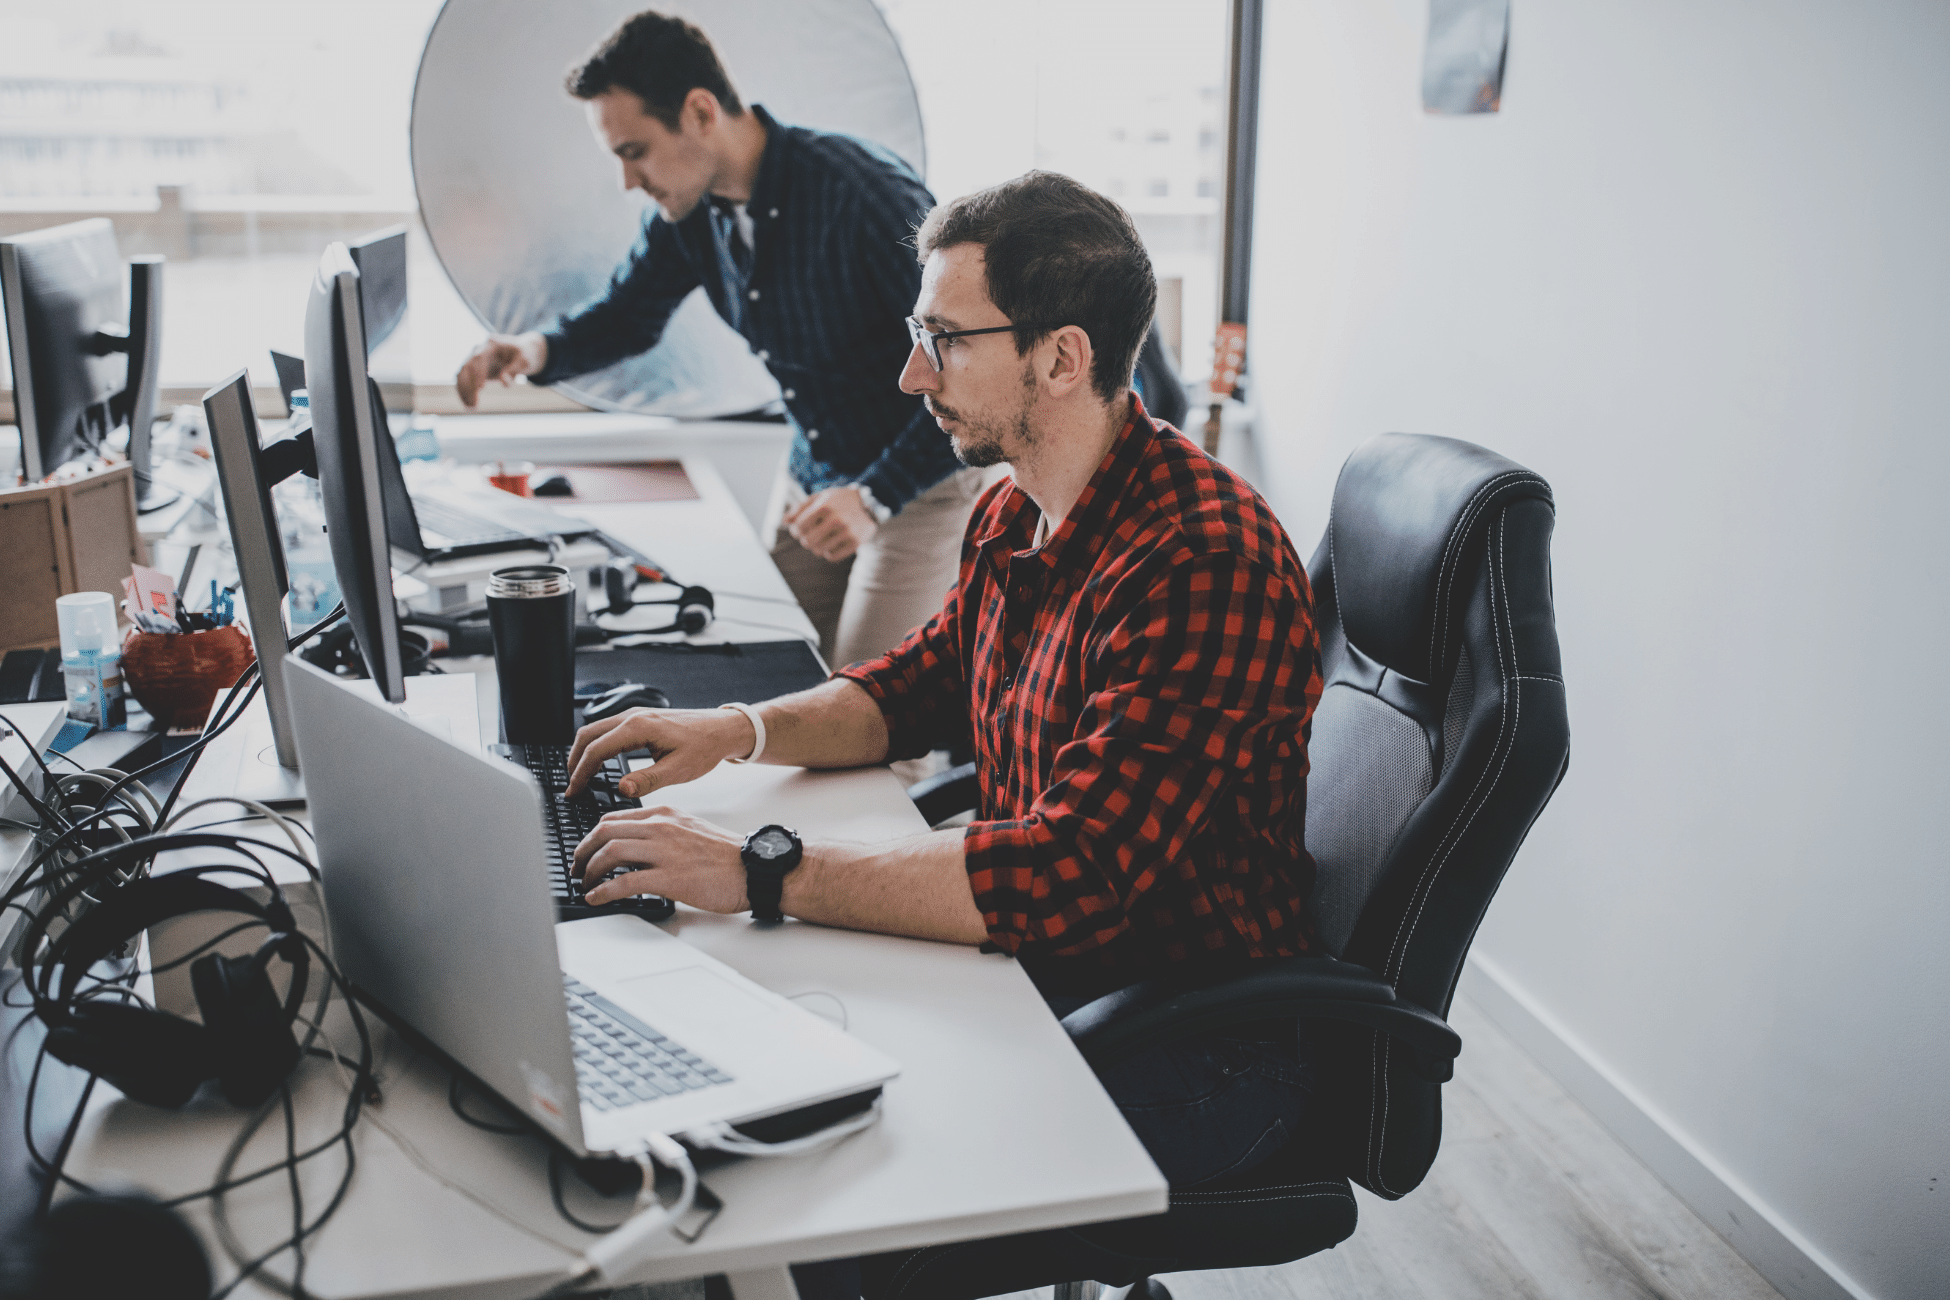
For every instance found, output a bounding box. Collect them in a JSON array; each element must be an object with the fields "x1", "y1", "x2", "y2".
[{"x1": 740, "y1": 824, "x2": 803, "y2": 923}]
